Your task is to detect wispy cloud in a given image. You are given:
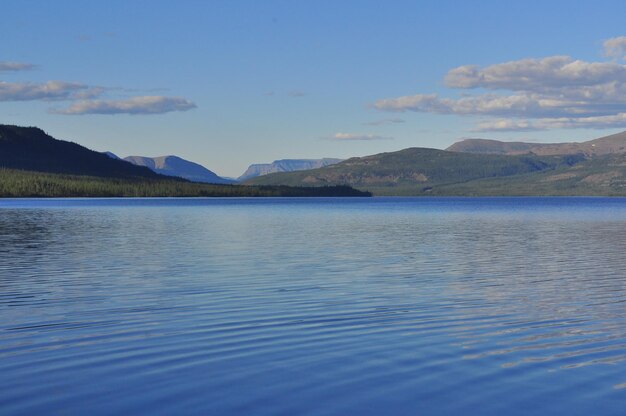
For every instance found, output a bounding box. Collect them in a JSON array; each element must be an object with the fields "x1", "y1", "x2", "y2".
[
  {"x1": 443, "y1": 55, "x2": 626, "y2": 90},
  {"x1": 0, "y1": 62, "x2": 195, "y2": 116},
  {"x1": 472, "y1": 119, "x2": 543, "y2": 132},
  {"x1": 77, "y1": 32, "x2": 117, "y2": 42},
  {"x1": 329, "y1": 132, "x2": 393, "y2": 141},
  {"x1": 288, "y1": 90, "x2": 307, "y2": 97},
  {"x1": 375, "y1": 39, "x2": 626, "y2": 131},
  {"x1": 51, "y1": 96, "x2": 197, "y2": 115},
  {"x1": 363, "y1": 118, "x2": 405, "y2": 126},
  {"x1": 474, "y1": 113, "x2": 626, "y2": 132},
  {"x1": 0, "y1": 81, "x2": 96, "y2": 101},
  {"x1": 0, "y1": 61, "x2": 36, "y2": 72},
  {"x1": 376, "y1": 93, "x2": 575, "y2": 118},
  {"x1": 604, "y1": 36, "x2": 626, "y2": 60}
]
